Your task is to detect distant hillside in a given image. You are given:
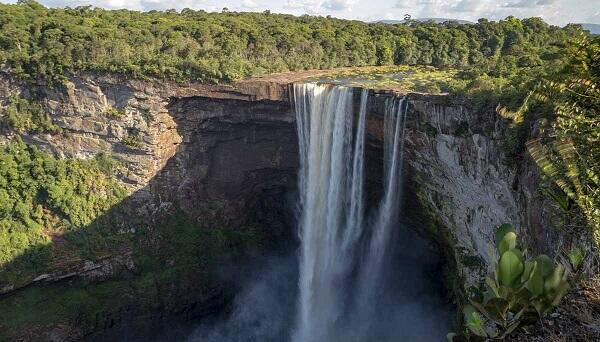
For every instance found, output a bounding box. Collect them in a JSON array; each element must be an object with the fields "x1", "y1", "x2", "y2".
[
  {"x1": 376, "y1": 18, "x2": 473, "y2": 25},
  {"x1": 377, "y1": 20, "x2": 599, "y2": 34},
  {"x1": 579, "y1": 23, "x2": 600, "y2": 35}
]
